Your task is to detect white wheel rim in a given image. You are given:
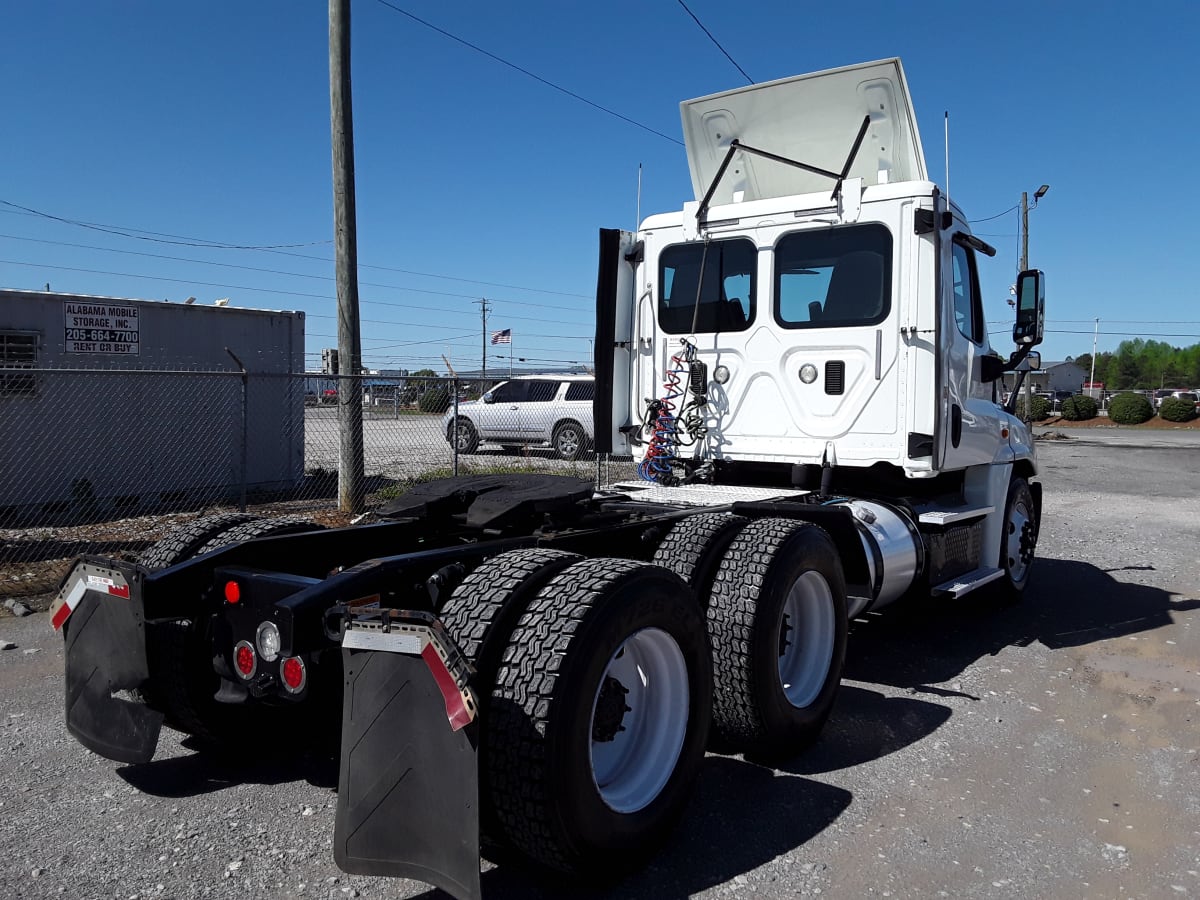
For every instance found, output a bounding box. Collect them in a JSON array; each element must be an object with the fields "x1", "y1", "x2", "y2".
[
  {"x1": 1006, "y1": 493, "x2": 1033, "y2": 584},
  {"x1": 777, "y1": 571, "x2": 836, "y2": 708},
  {"x1": 589, "y1": 627, "x2": 689, "y2": 814}
]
